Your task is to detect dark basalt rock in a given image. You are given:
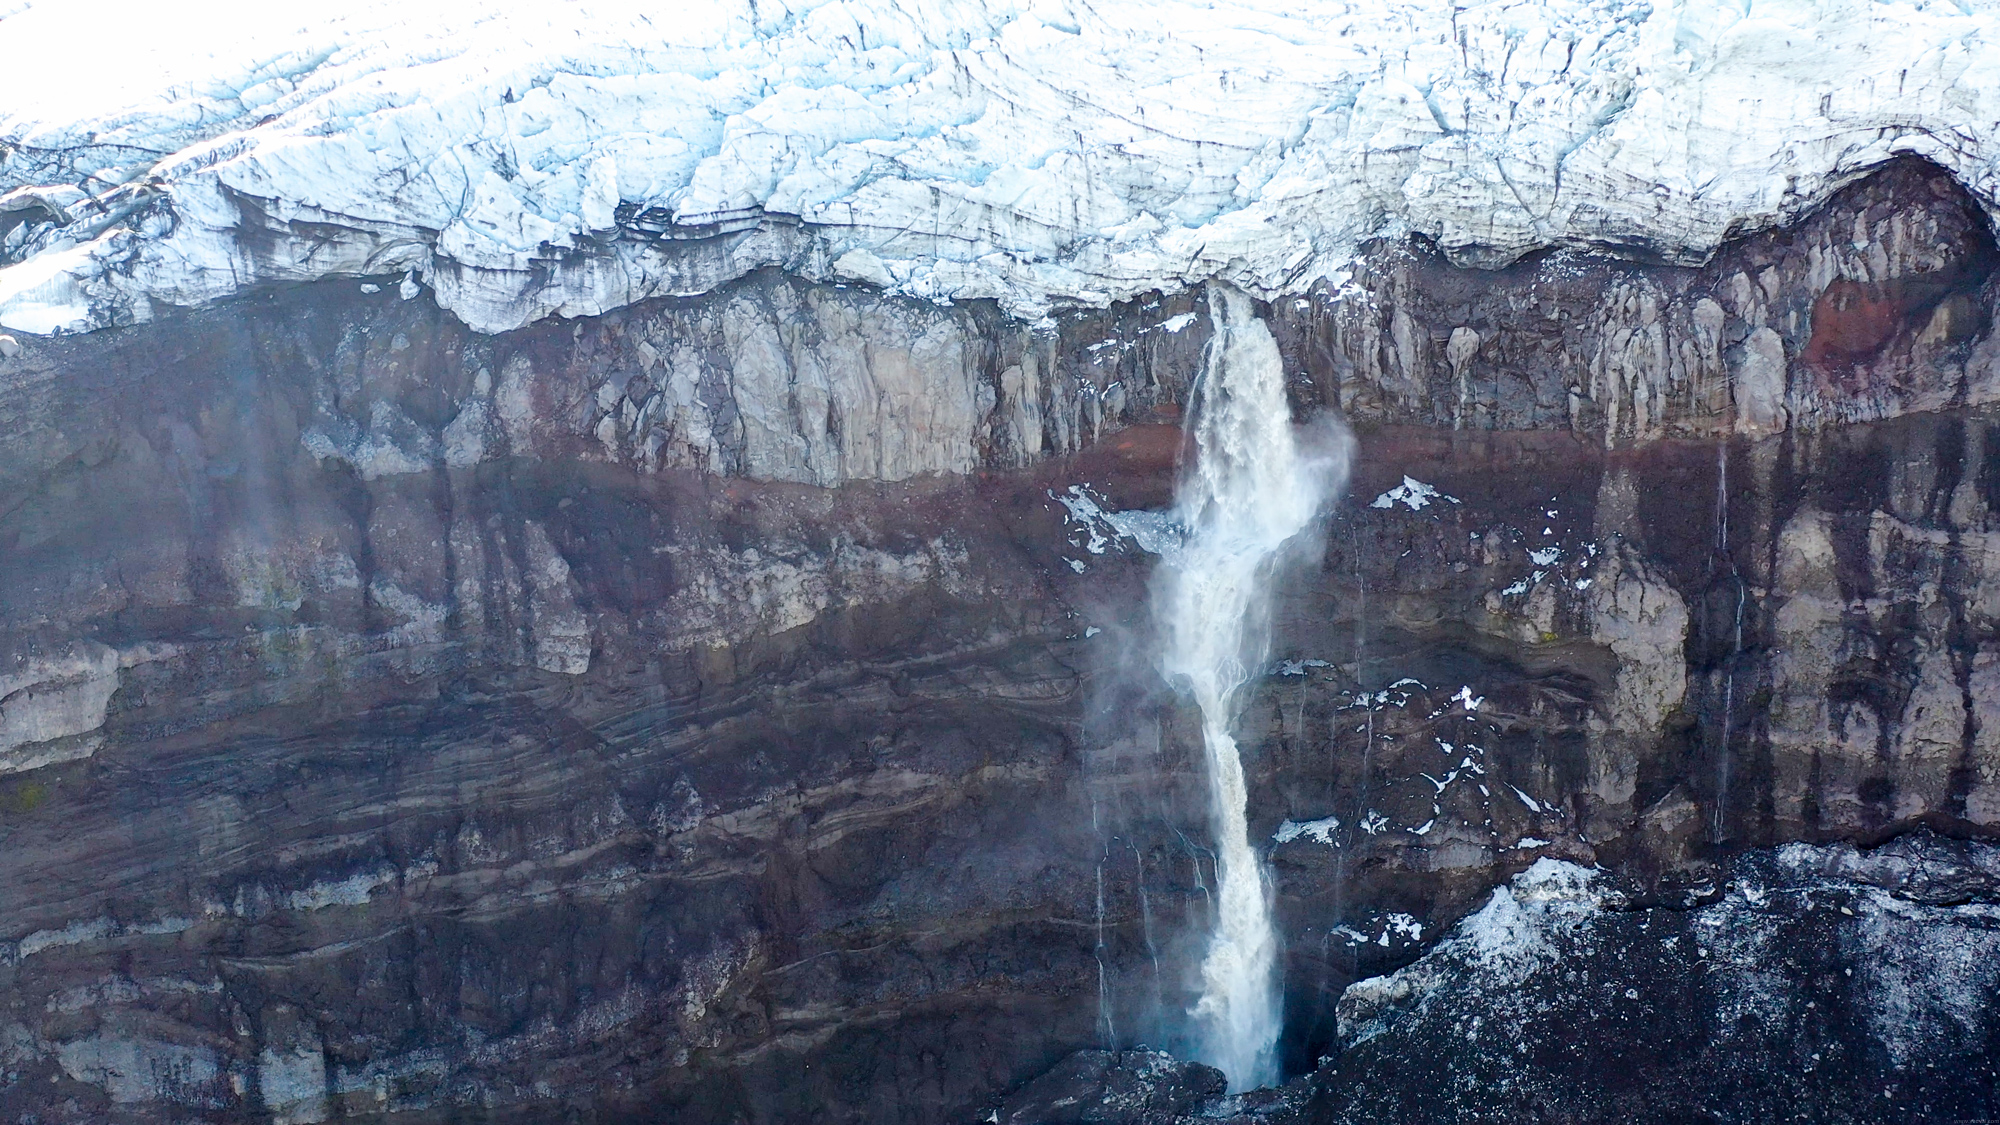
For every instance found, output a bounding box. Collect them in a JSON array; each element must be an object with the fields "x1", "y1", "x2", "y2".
[
  {"x1": 1309, "y1": 832, "x2": 2000, "y2": 1125},
  {"x1": 1008, "y1": 833, "x2": 2000, "y2": 1125},
  {"x1": 976, "y1": 1049, "x2": 1226, "y2": 1125},
  {"x1": 0, "y1": 158, "x2": 1997, "y2": 1124}
]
